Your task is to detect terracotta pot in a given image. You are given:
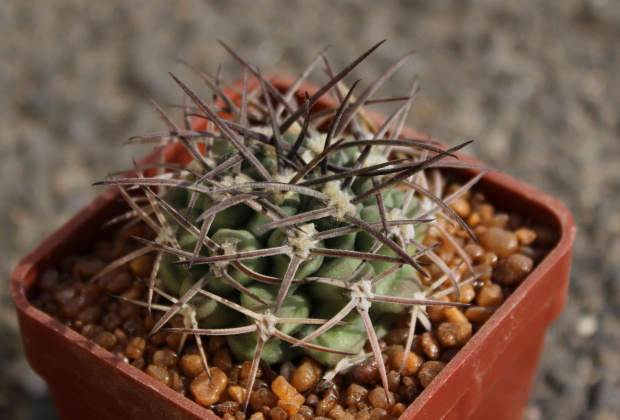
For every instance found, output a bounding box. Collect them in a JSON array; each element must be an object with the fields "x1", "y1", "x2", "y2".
[{"x1": 11, "y1": 75, "x2": 575, "y2": 420}]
